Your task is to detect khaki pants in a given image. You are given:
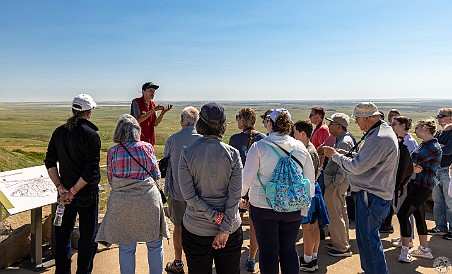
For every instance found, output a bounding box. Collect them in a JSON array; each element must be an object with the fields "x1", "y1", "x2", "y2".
[{"x1": 324, "y1": 182, "x2": 350, "y2": 251}]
